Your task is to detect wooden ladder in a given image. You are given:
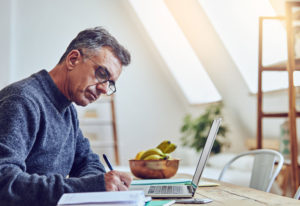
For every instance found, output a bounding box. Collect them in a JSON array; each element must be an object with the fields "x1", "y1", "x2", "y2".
[{"x1": 257, "y1": 13, "x2": 299, "y2": 194}]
